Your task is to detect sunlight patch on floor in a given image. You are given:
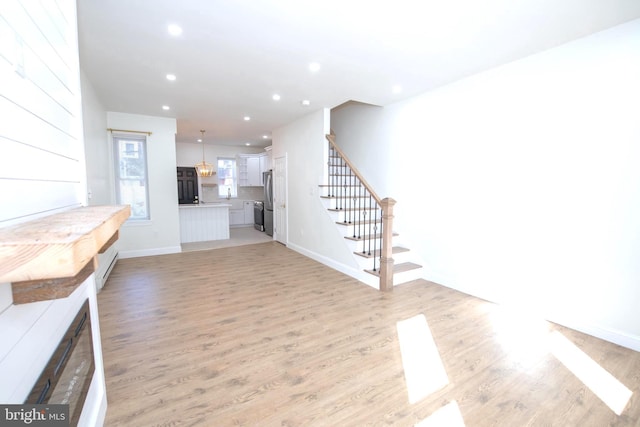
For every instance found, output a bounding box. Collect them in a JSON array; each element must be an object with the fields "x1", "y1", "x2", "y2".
[
  {"x1": 491, "y1": 306, "x2": 633, "y2": 415},
  {"x1": 549, "y1": 331, "x2": 632, "y2": 415},
  {"x1": 491, "y1": 306, "x2": 551, "y2": 370},
  {"x1": 414, "y1": 400, "x2": 466, "y2": 427},
  {"x1": 397, "y1": 314, "x2": 449, "y2": 404}
]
